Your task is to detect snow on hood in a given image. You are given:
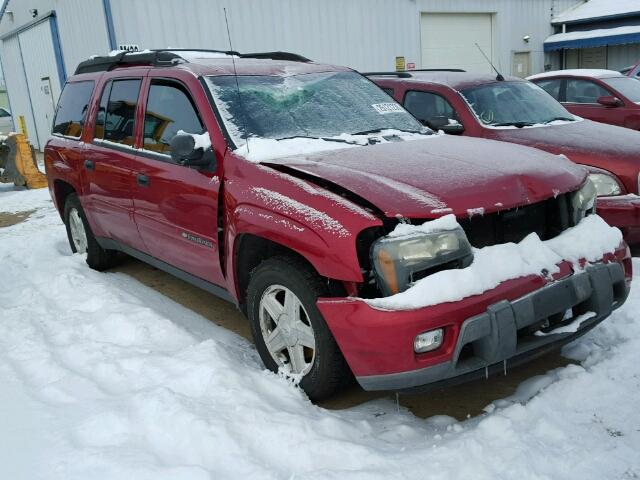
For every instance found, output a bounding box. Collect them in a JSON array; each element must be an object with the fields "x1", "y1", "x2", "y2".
[
  {"x1": 234, "y1": 129, "x2": 430, "y2": 162},
  {"x1": 263, "y1": 135, "x2": 586, "y2": 218},
  {"x1": 367, "y1": 214, "x2": 622, "y2": 311}
]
